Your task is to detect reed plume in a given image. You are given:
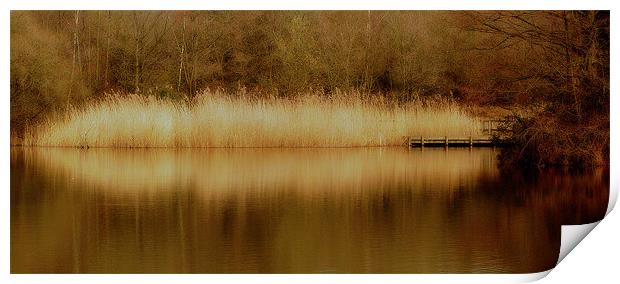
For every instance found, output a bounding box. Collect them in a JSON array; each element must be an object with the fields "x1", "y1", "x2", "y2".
[{"x1": 25, "y1": 91, "x2": 483, "y2": 148}]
